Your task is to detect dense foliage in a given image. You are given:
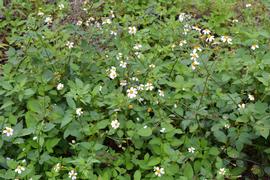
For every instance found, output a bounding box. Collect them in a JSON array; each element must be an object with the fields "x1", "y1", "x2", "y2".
[{"x1": 1, "y1": 0, "x2": 270, "y2": 179}]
